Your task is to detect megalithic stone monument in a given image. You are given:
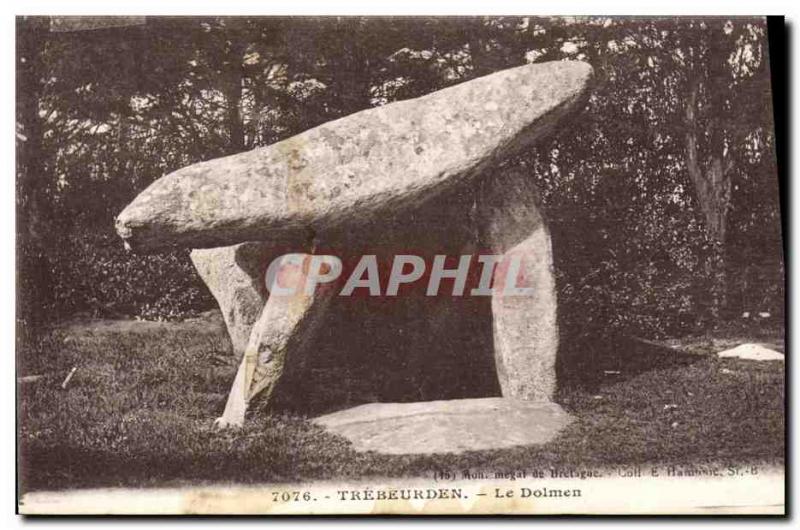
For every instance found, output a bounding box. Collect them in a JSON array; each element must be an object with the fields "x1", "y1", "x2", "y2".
[{"x1": 116, "y1": 60, "x2": 593, "y2": 452}]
